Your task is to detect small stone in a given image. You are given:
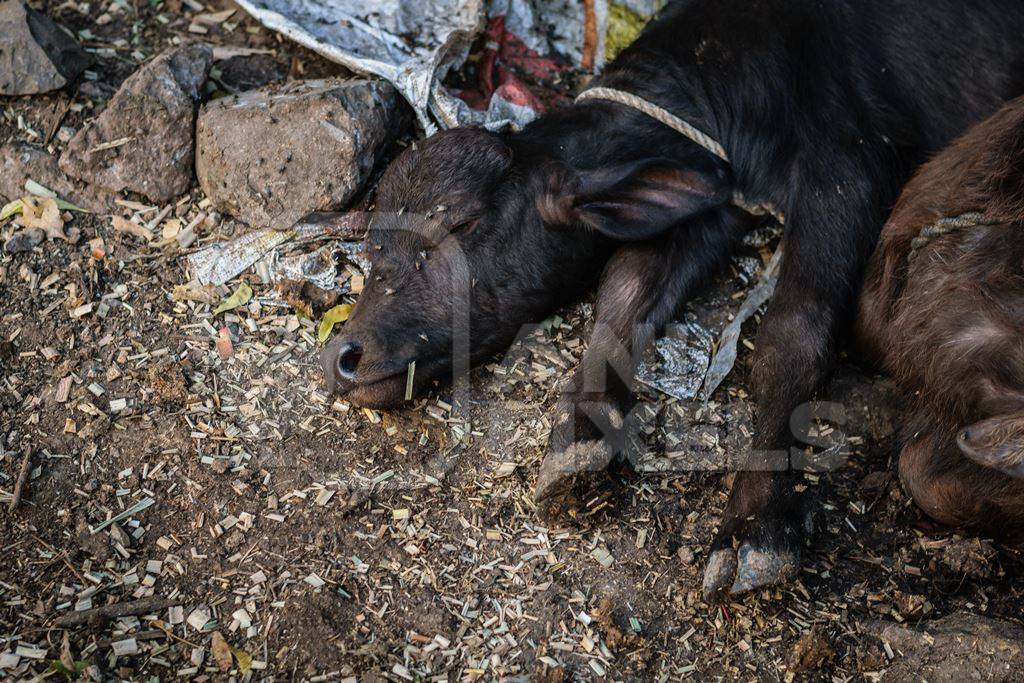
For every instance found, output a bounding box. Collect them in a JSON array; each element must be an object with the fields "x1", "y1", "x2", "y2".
[
  {"x1": 56, "y1": 126, "x2": 76, "y2": 144},
  {"x1": 676, "y1": 545, "x2": 695, "y2": 565},
  {"x1": 60, "y1": 44, "x2": 213, "y2": 203},
  {"x1": 0, "y1": 1, "x2": 91, "y2": 95},
  {"x1": 196, "y1": 78, "x2": 408, "y2": 229},
  {"x1": 214, "y1": 54, "x2": 286, "y2": 92},
  {"x1": 0, "y1": 143, "x2": 114, "y2": 212},
  {"x1": 4, "y1": 228, "x2": 44, "y2": 254}
]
